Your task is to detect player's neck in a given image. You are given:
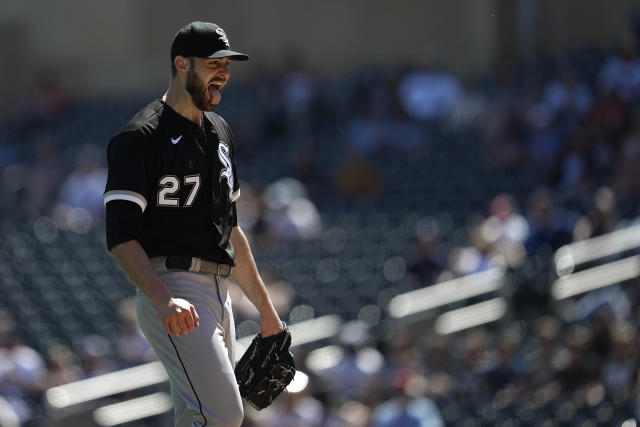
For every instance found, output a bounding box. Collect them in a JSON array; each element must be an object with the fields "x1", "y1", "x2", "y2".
[{"x1": 163, "y1": 86, "x2": 203, "y2": 125}]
